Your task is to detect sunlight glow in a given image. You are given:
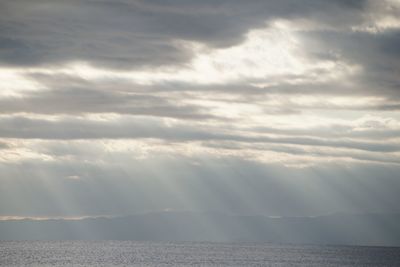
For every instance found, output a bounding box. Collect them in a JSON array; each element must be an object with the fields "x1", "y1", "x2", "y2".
[
  {"x1": 0, "y1": 69, "x2": 42, "y2": 97},
  {"x1": 21, "y1": 21, "x2": 356, "y2": 86}
]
